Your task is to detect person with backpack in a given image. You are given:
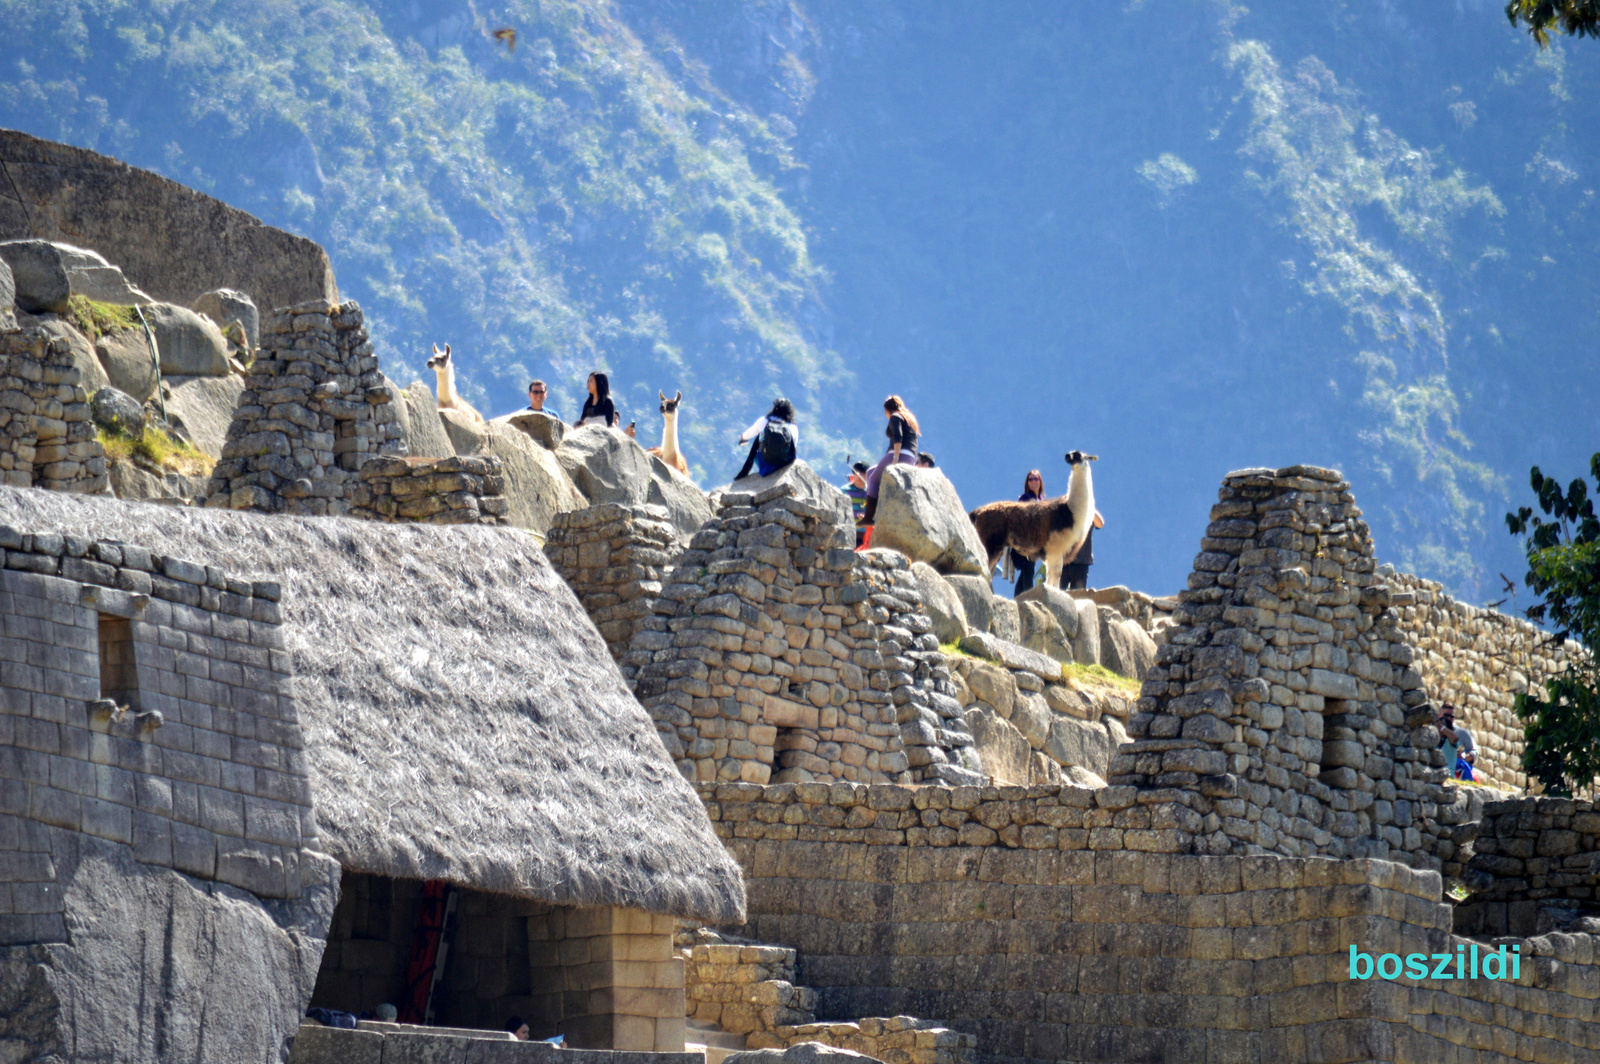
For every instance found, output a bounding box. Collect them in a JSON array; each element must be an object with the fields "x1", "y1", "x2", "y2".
[
  {"x1": 858, "y1": 395, "x2": 920, "y2": 550},
  {"x1": 734, "y1": 398, "x2": 798, "y2": 479}
]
